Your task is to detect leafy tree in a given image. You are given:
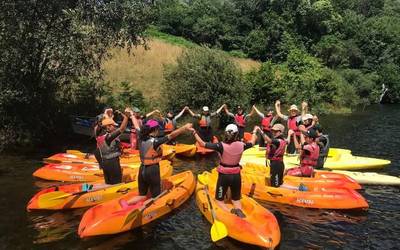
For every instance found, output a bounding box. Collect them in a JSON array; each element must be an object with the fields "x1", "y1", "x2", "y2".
[
  {"x1": 162, "y1": 47, "x2": 250, "y2": 112},
  {"x1": 0, "y1": 0, "x2": 154, "y2": 149}
]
